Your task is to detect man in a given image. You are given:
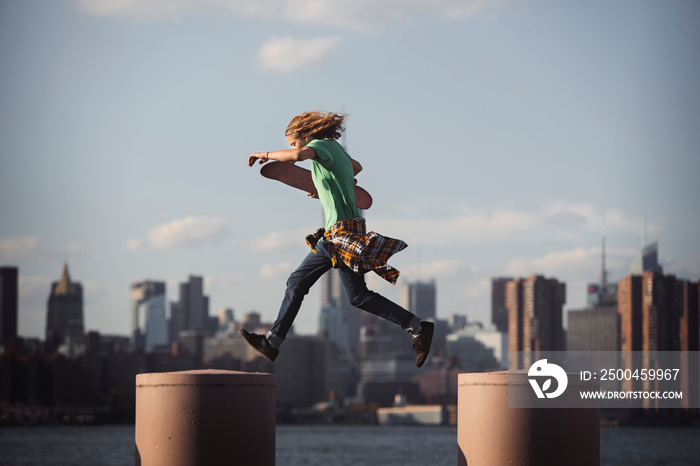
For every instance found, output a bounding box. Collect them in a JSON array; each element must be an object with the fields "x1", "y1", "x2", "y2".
[{"x1": 242, "y1": 111, "x2": 433, "y2": 367}]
